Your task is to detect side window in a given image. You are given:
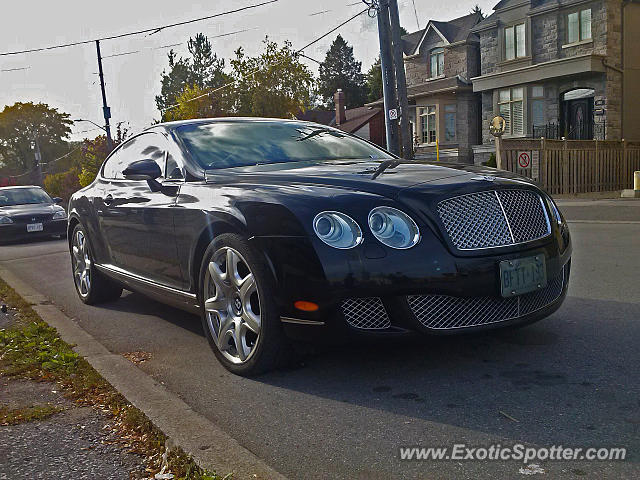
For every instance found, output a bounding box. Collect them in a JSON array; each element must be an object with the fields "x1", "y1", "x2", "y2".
[
  {"x1": 102, "y1": 133, "x2": 166, "y2": 180},
  {"x1": 102, "y1": 150, "x2": 124, "y2": 180},
  {"x1": 165, "y1": 152, "x2": 184, "y2": 179}
]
